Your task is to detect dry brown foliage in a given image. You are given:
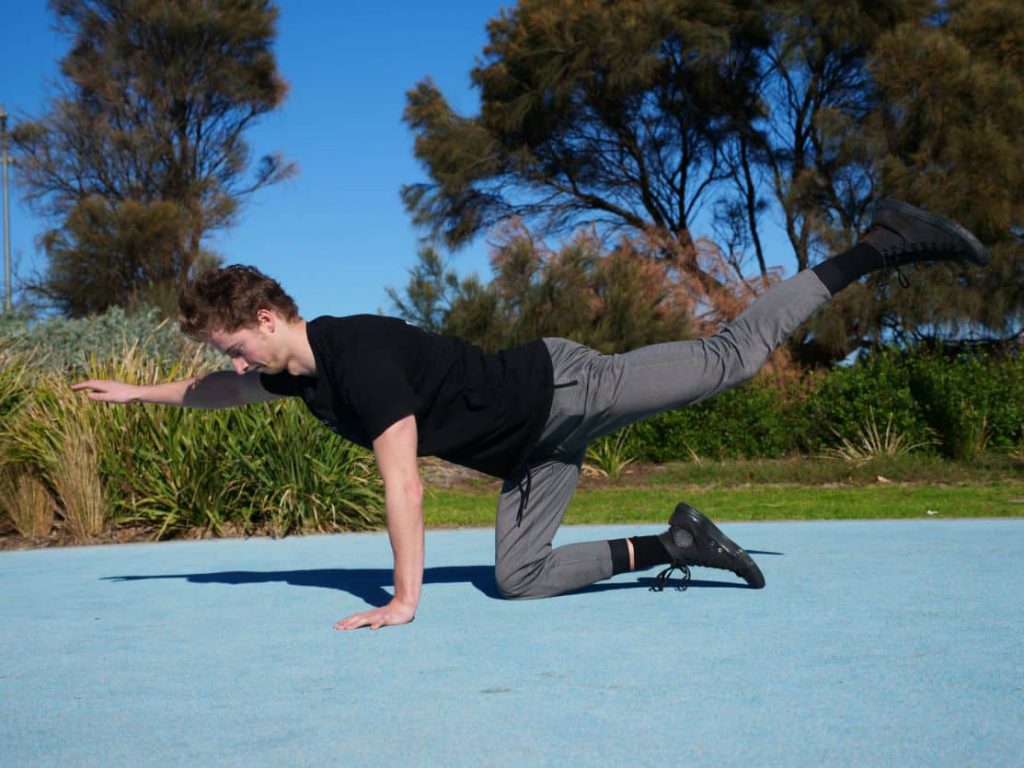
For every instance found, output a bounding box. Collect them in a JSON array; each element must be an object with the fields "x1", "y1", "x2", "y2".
[
  {"x1": 51, "y1": 421, "x2": 107, "y2": 542},
  {"x1": 639, "y1": 228, "x2": 813, "y2": 385},
  {"x1": 0, "y1": 470, "x2": 55, "y2": 539}
]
